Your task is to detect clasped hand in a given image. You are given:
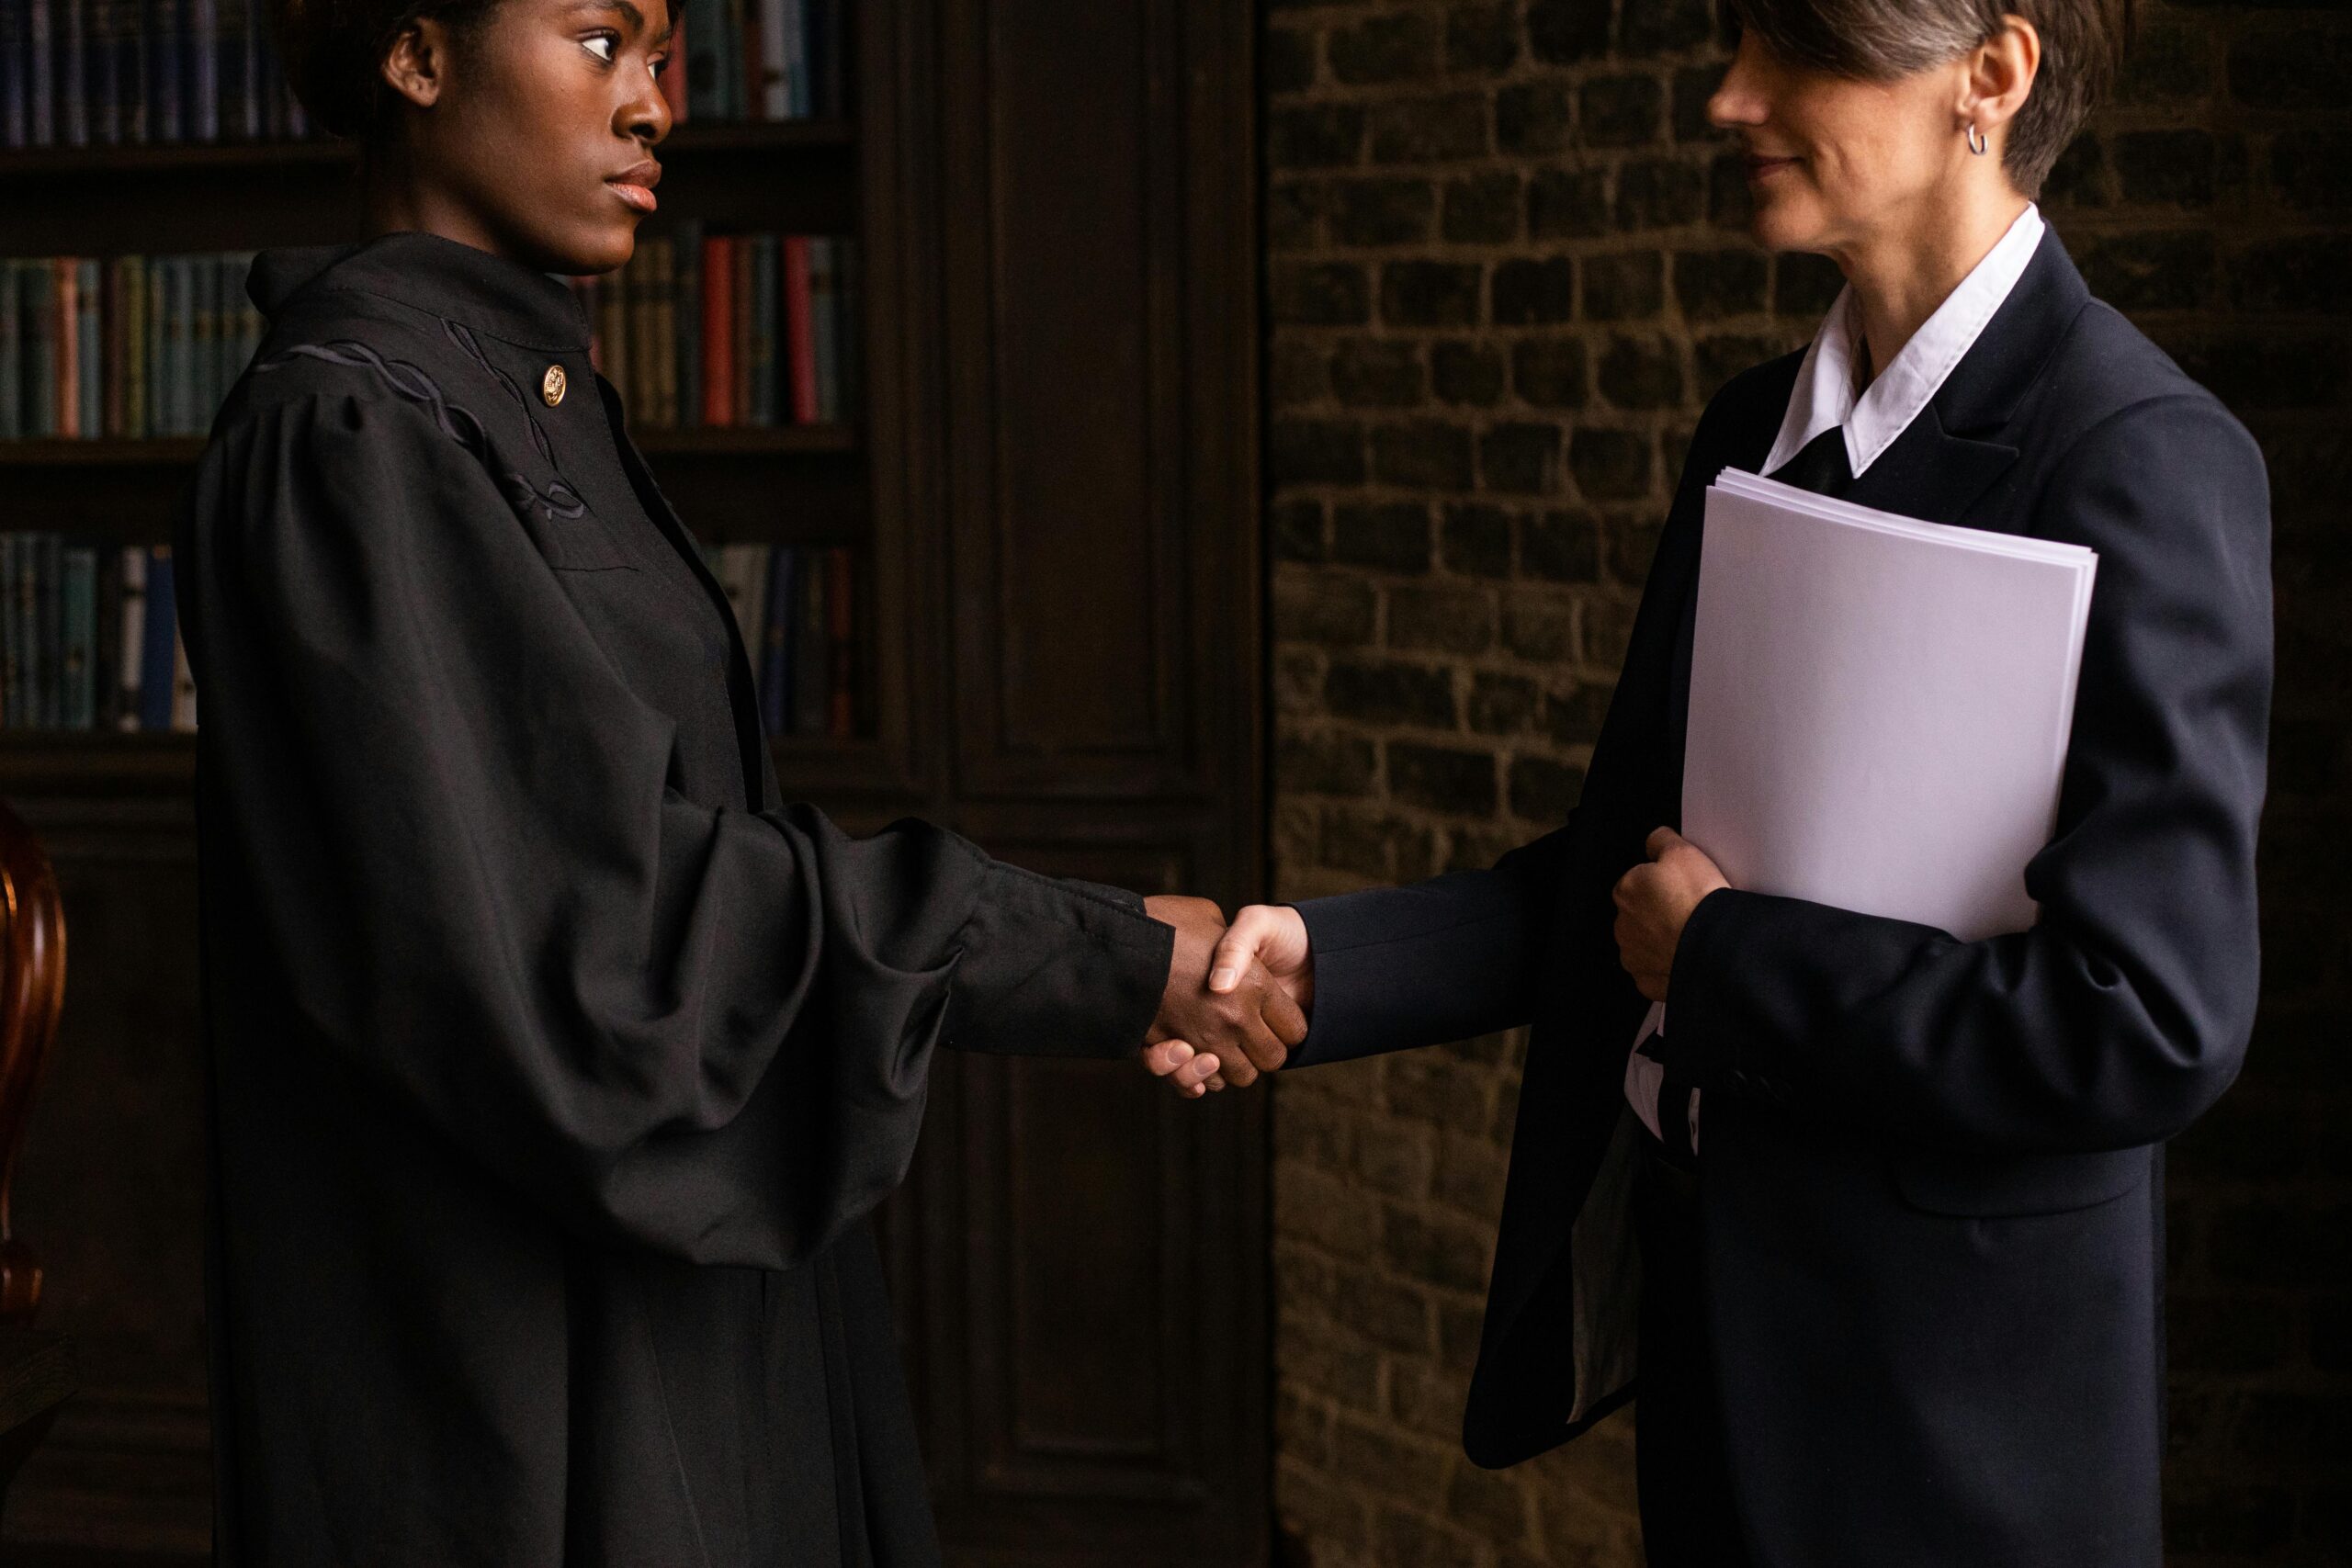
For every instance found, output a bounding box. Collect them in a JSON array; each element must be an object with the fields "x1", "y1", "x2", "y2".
[{"x1": 1137, "y1": 897, "x2": 1315, "y2": 1098}]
